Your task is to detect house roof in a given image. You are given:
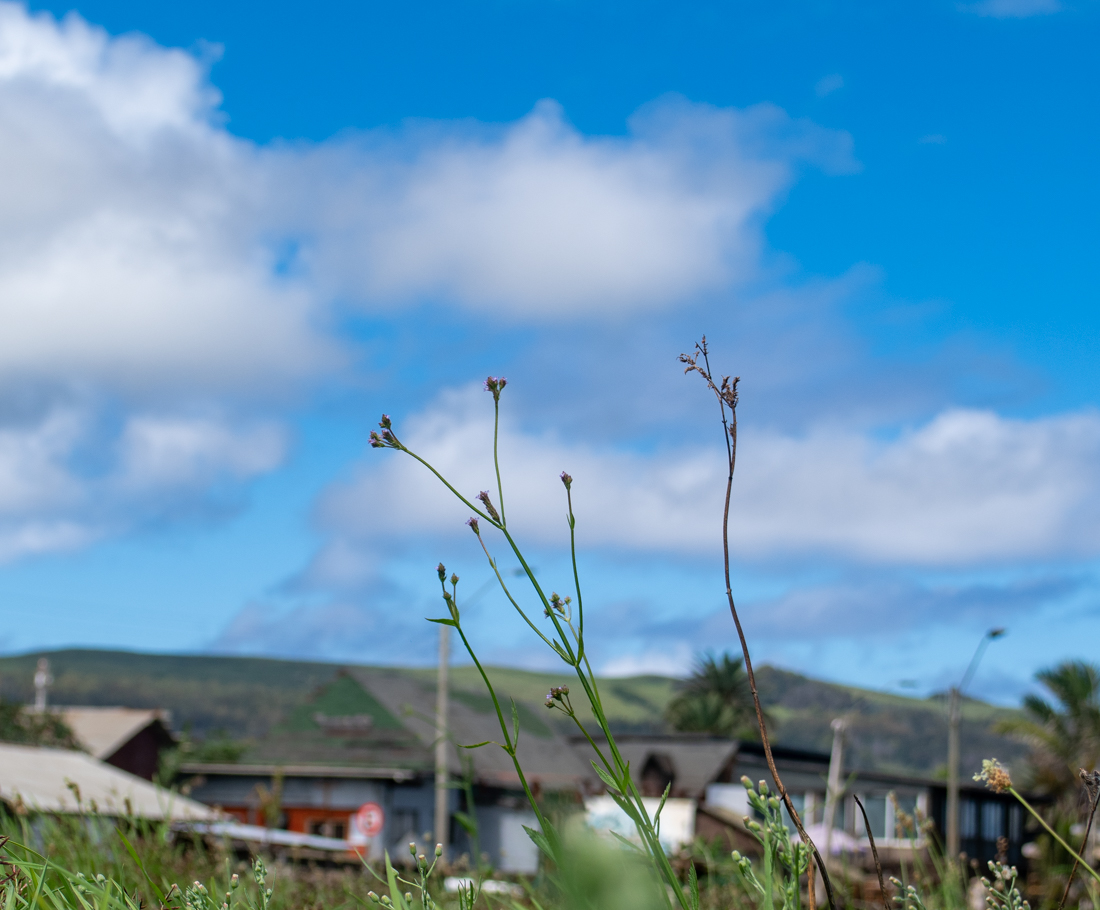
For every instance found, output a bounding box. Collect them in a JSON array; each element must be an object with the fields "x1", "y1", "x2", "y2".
[
  {"x1": 218, "y1": 669, "x2": 594, "y2": 791},
  {"x1": 59, "y1": 707, "x2": 171, "y2": 760},
  {"x1": 572, "y1": 734, "x2": 739, "y2": 799},
  {"x1": 0, "y1": 743, "x2": 215, "y2": 820},
  {"x1": 347, "y1": 669, "x2": 595, "y2": 790}
]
